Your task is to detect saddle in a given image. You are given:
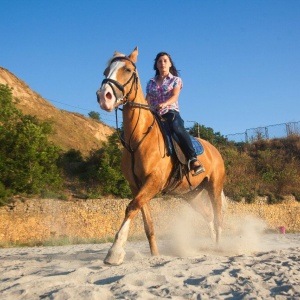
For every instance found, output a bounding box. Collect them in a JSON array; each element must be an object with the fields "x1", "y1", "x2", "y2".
[
  {"x1": 119, "y1": 112, "x2": 205, "y2": 193},
  {"x1": 153, "y1": 112, "x2": 204, "y2": 193}
]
